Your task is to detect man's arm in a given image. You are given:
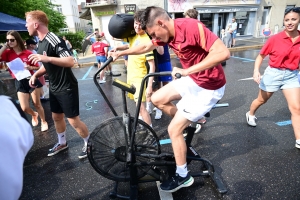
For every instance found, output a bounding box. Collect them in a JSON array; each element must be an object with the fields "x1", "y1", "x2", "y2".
[
  {"x1": 28, "y1": 65, "x2": 46, "y2": 87},
  {"x1": 156, "y1": 46, "x2": 164, "y2": 55},
  {"x1": 174, "y1": 39, "x2": 230, "y2": 77},
  {"x1": 86, "y1": 32, "x2": 95, "y2": 41},
  {"x1": 109, "y1": 40, "x2": 156, "y2": 61},
  {"x1": 28, "y1": 54, "x2": 74, "y2": 68}
]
